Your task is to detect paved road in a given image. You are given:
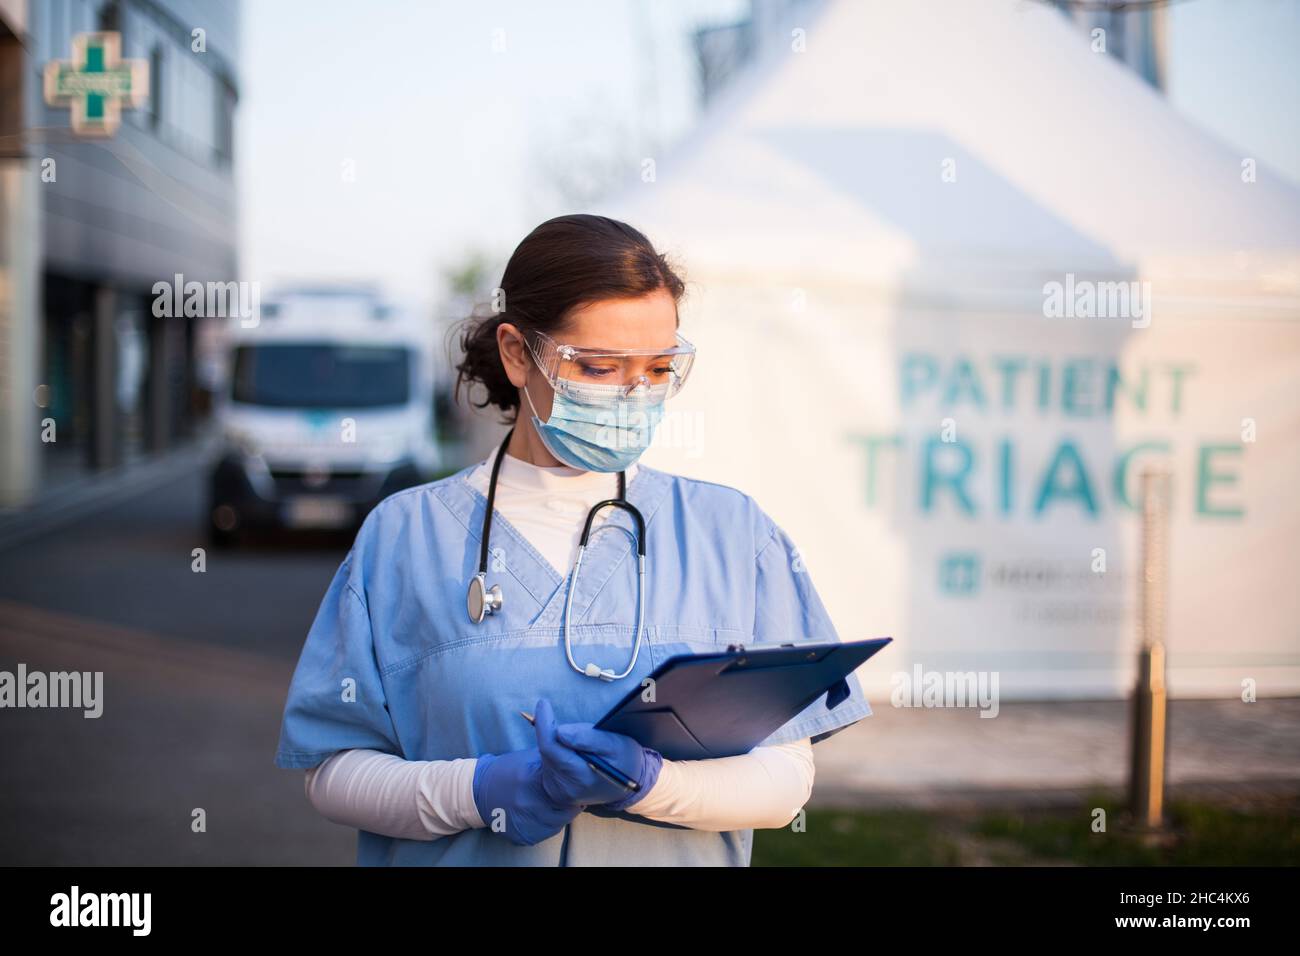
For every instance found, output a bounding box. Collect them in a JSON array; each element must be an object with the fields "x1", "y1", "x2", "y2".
[
  {"x1": 0, "y1": 465, "x2": 356, "y2": 864},
  {"x1": 0, "y1": 458, "x2": 349, "y2": 662}
]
